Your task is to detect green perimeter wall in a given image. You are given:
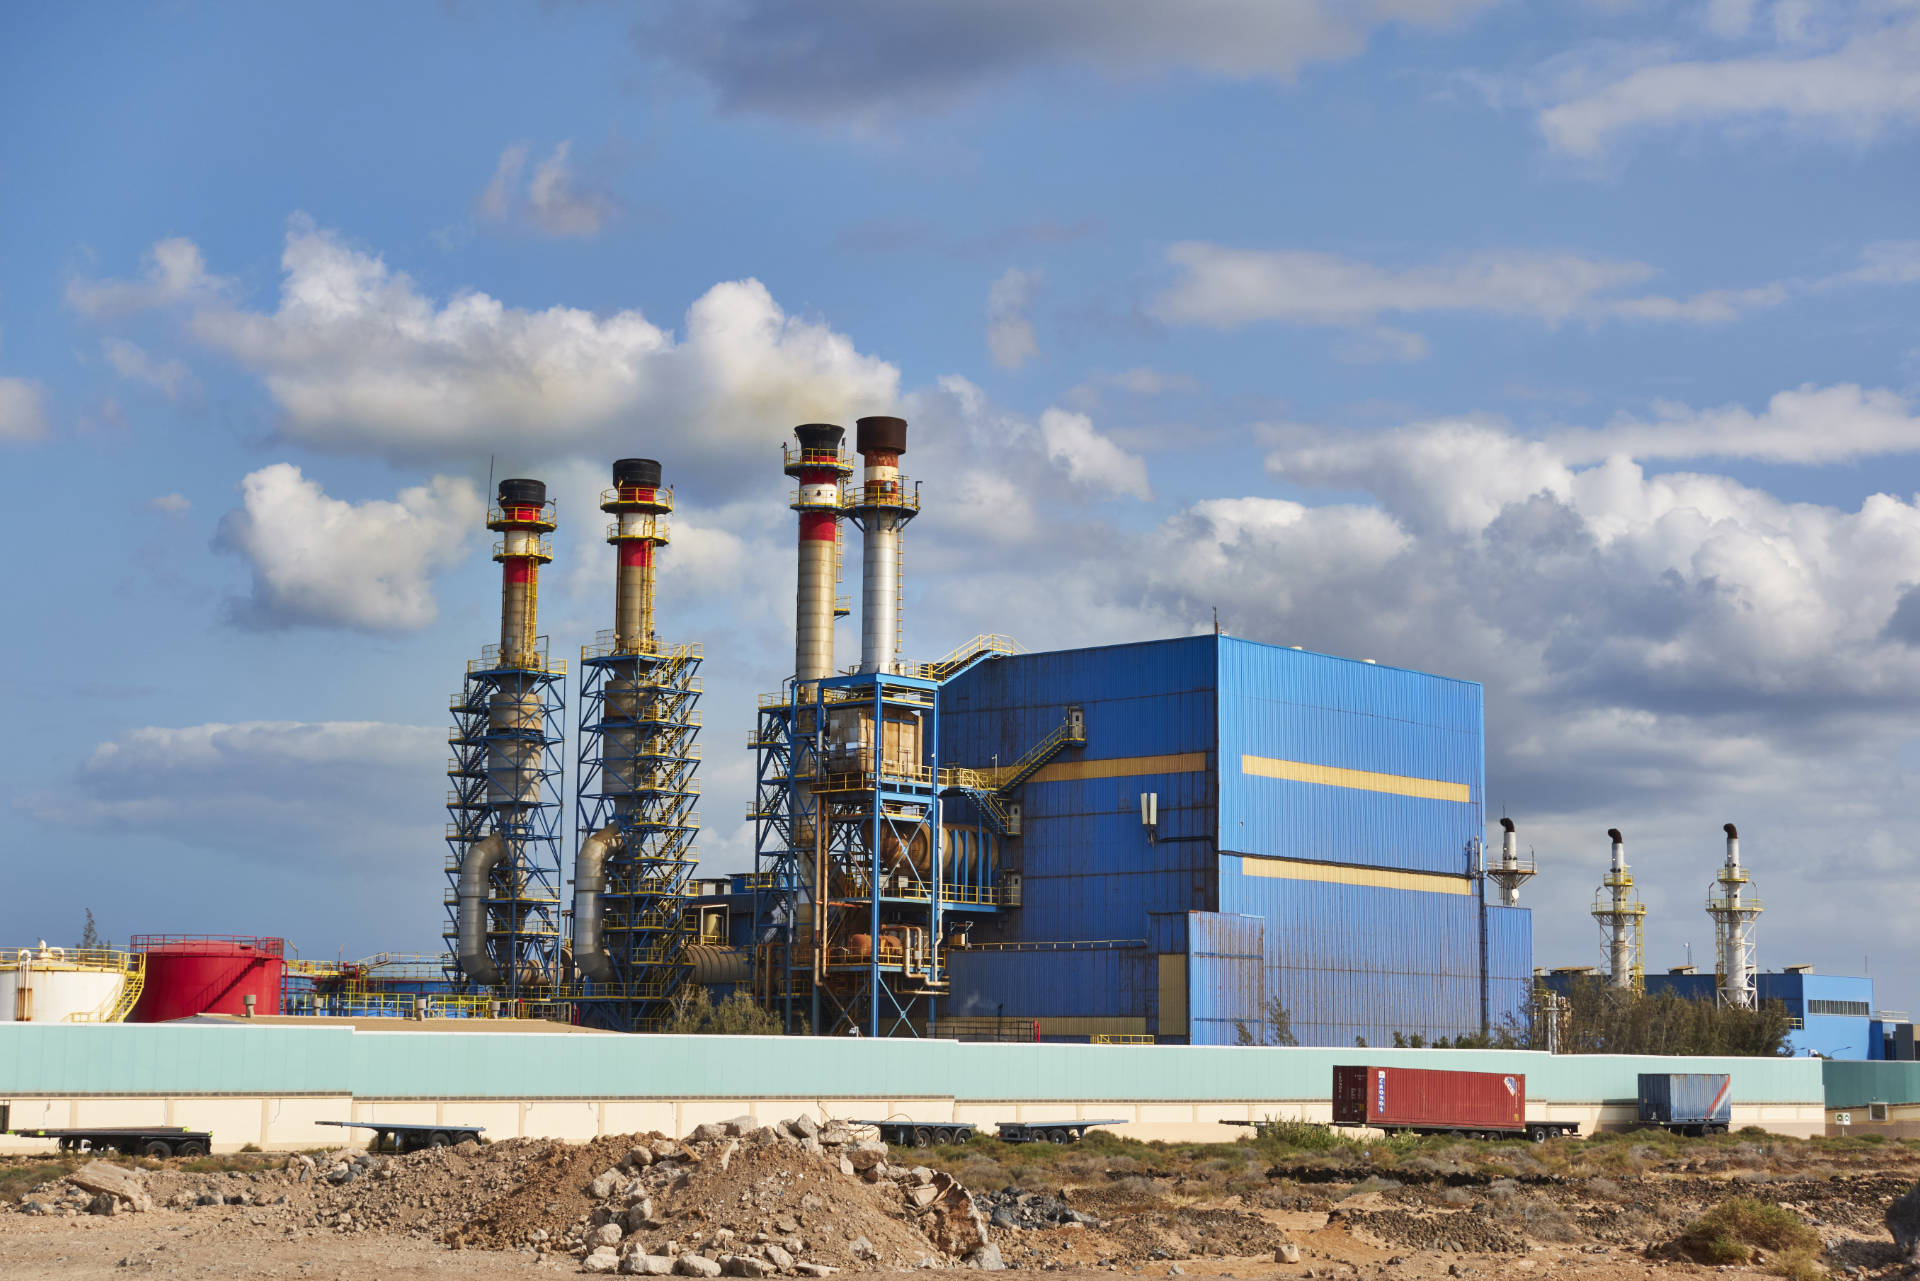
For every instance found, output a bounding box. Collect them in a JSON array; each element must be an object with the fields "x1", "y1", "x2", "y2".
[
  {"x1": 0, "y1": 1025, "x2": 1825, "y2": 1105},
  {"x1": 1822, "y1": 1062, "x2": 1920, "y2": 1109}
]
